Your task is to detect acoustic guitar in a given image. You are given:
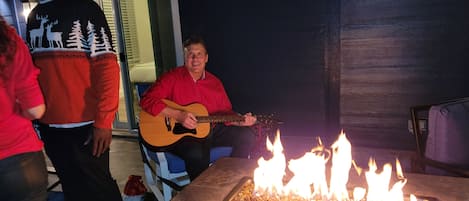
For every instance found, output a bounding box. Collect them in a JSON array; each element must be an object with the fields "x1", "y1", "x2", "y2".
[{"x1": 139, "y1": 99, "x2": 274, "y2": 148}]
